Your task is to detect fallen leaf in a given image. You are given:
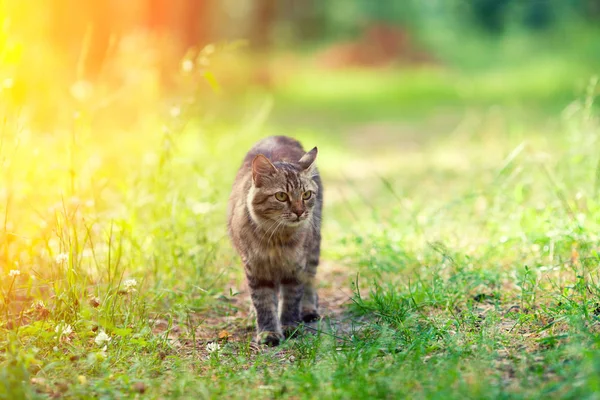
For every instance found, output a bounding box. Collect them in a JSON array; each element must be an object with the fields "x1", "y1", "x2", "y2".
[
  {"x1": 133, "y1": 382, "x2": 147, "y2": 394},
  {"x1": 218, "y1": 330, "x2": 231, "y2": 340}
]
